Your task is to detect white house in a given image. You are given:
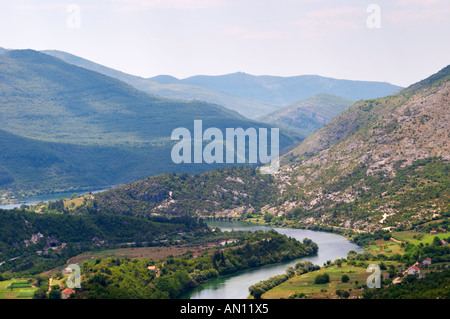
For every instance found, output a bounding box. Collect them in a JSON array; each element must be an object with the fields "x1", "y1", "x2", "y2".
[
  {"x1": 405, "y1": 265, "x2": 420, "y2": 275},
  {"x1": 422, "y1": 257, "x2": 432, "y2": 265},
  {"x1": 62, "y1": 267, "x2": 73, "y2": 275}
]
